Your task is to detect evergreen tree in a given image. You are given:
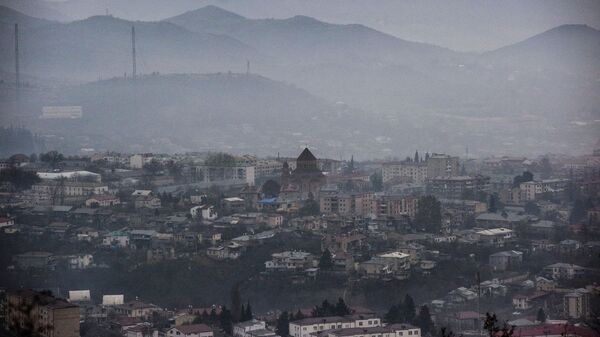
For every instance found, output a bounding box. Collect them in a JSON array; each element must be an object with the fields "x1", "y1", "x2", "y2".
[
  {"x1": 202, "y1": 310, "x2": 210, "y2": 323},
  {"x1": 294, "y1": 310, "x2": 305, "y2": 321},
  {"x1": 219, "y1": 307, "x2": 233, "y2": 334},
  {"x1": 245, "y1": 301, "x2": 253, "y2": 321},
  {"x1": 483, "y1": 313, "x2": 514, "y2": 337},
  {"x1": 319, "y1": 249, "x2": 334, "y2": 270},
  {"x1": 209, "y1": 308, "x2": 217, "y2": 324},
  {"x1": 276, "y1": 311, "x2": 290, "y2": 337},
  {"x1": 402, "y1": 294, "x2": 416, "y2": 323},
  {"x1": 241, "y1": 304, "x2": 246, "y2": 321},
  {"x1": 414, "y1": 151, "x2": 420, "y2": 163},
  {"x1": 231, "y1": 283, "x2": 242, "y2": 322},
  {"x1": 488, "y1": 194, "x2": 498, "y2": 213},
  {"x1": 415, "y1": 306, "x2": 434, "y2": 336},
  {"x1": 414, "y1": 196, "x2": 442, "y2": 233},
  {"x1": 370, "y1": 172, "x2": 383, "y2": 192},
  {"x1": 385, "y1": 305, "x2": 400, "y2": 324},
  {"x1": 536, "y1": 308, "x2": 546, "y2": 323},
  {"x1": 334, "y1": 298, "x2": 351, "y2": 316}
]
